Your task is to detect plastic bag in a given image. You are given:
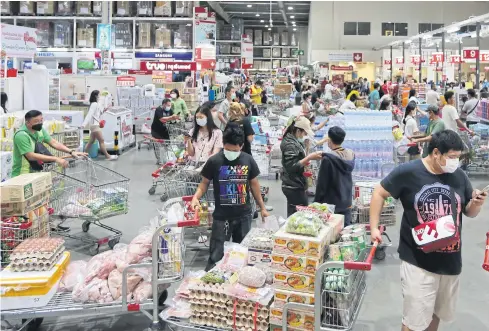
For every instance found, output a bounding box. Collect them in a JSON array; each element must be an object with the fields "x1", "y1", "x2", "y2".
[
  {"x1": 107, "y1": 269, "x2": 142, "y2": 301},
  {"x1": 141, "y1": 123, "x2": 151, "y2": 134},
  {"x1": 257, "y1": 215, "x2": 280, "y2": 232},
  {"x1": 113, "y1": 243, "x2": 129, "y2": 272},
  {"x1": 238, "y1": 266, "x2": 266, "y2": 288},
  {"x1": 133, "y1": 281, "x2": 153, "y2": 302},
  {"x1": 85, "y1": 251, "x2": 116, "y2": 282},
  {"x1": 59, "y1": 260, "x2": 87, "y2": 292},
  {"x1": 125, "y1": 229, "x2": 153, "y2": 264},
  {"x1": 216, "y1": 242, "x2": 248, "y2": 273},
  {"x1": 167, "y1": 203, "x2": 184, "y2": 224},
  {"x1": 285, "y1": 211, "x2": 323, "y2": 236},
  {"x1": 72, "y1": 277, "x2": 113, "y2": 303}
]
